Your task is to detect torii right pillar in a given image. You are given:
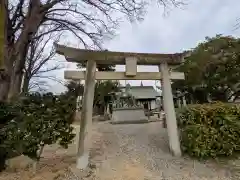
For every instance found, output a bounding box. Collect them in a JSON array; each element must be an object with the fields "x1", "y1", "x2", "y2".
[{"x1": 160, "y1": 62, "x2": 182, "y2": 157}]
